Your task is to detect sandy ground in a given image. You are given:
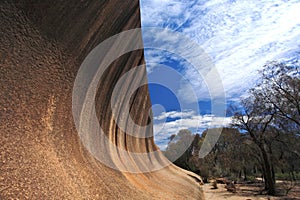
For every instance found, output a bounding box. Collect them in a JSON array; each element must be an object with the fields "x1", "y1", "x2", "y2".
[{"x1": 202, "y1": 182, "x2": 300, "y2": 200}]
